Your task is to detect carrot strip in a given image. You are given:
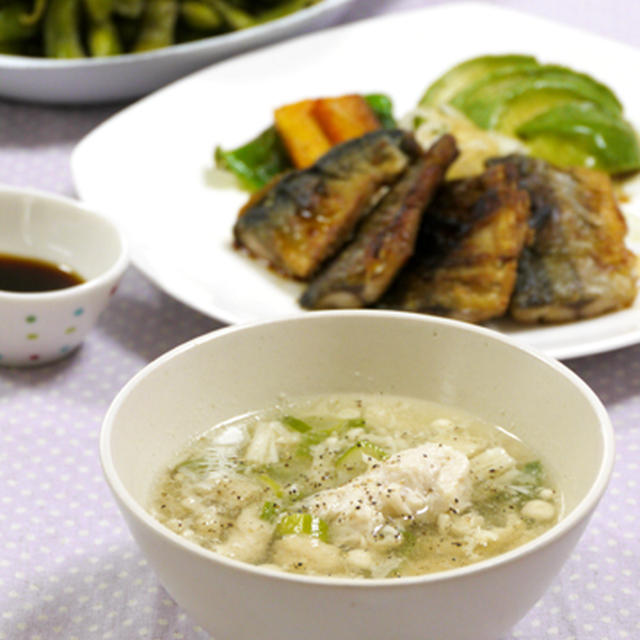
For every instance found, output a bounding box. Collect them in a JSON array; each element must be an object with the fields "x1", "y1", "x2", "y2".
[
  {"x1": 312, "y1": 94, "x2": 381, "y2": 144},
  {"x1": 274, "y1": 99, "x2": 332, "y2": 169}
]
